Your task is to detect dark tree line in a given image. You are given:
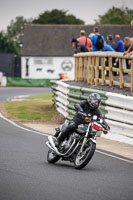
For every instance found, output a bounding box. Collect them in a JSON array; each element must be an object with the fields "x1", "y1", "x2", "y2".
[{"x1": 0, "y1": 7, "x2": 133, "y2": 55}]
